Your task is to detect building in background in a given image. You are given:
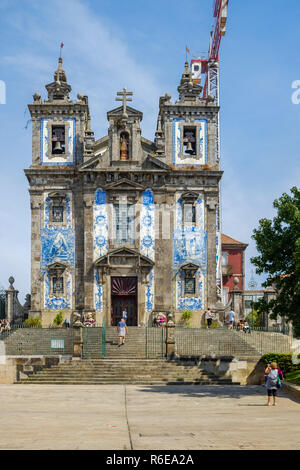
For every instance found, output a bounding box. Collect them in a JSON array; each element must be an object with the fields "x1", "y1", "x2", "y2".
[{"x1": 221, "y1": 233, "x2": 248, "y2": 305}]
